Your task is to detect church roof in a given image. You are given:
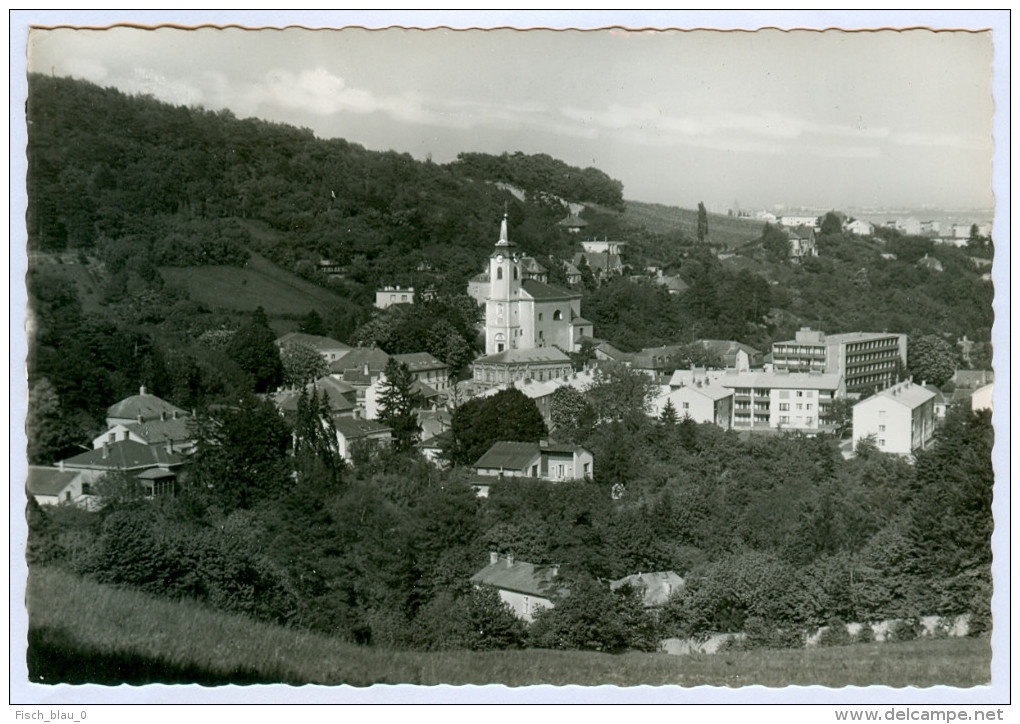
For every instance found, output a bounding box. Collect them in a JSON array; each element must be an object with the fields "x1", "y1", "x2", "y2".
[{"x1": 520, "y1": 279, "x2": 581, "y2": 301}]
